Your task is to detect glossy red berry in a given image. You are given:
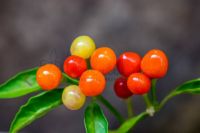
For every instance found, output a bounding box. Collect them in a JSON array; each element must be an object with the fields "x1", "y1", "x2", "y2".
[
  {"x1": 141, "y1": 49, "x2": 168, "y2": 78},
  {"x1": 117, "y1": 52, "x2": 141, "y2": 77},
  {"x1": 114, "y1": 77, "x2": 133, "y2": 99},
  {"x1": 127, "y1": 73, "x2": 151, "y2": 95},
  {"x1": 63, "y1": 55, "x2": 87, "y2": 78},
  {"x1": 36, "y1": 64, "x2": 62, "y2": 90},
  {"x1": 79, "y1": 70, "x2": 106, "y2": 96},
  {"x1": 90, "y1": 47, "x2": 117, "y2": 74}
]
